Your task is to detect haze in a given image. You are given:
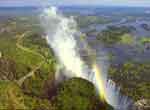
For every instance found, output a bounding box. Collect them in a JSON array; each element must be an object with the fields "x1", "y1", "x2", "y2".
[{"x1": 0, "y1": 0, "x2": 150, "y2": 7}]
